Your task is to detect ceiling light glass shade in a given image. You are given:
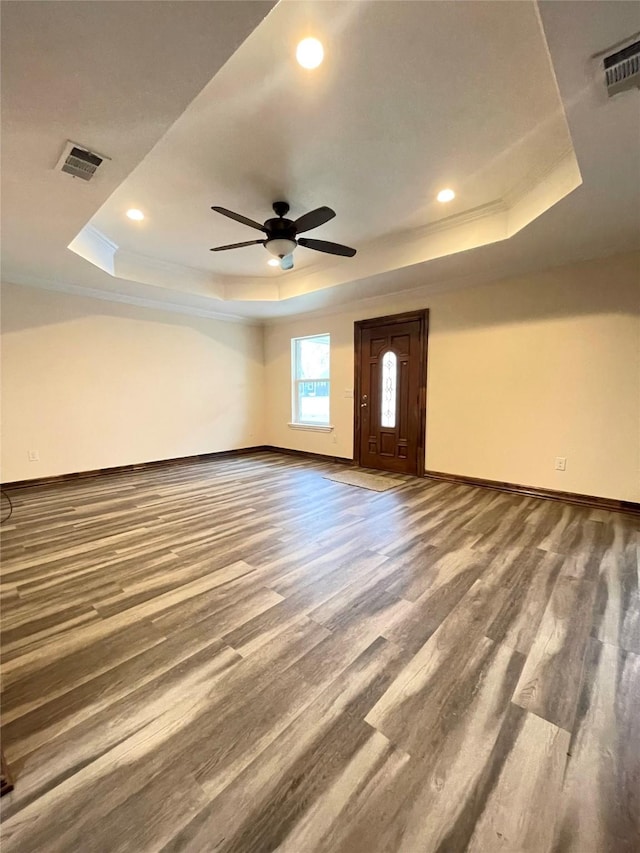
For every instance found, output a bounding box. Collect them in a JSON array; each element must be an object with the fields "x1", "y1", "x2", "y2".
[
  {"x1": 265, "y1": 238, "x2": 297, "y2": 258},
  {"x1": 126, "y1": 208, "x2": 145, "y2": 220},
  {"x1": 436, "y1": 189, "x2": 455, "y2": 203},
  {"x1": 296, "y1": 37, "x2": 324, "y2": 69}
]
